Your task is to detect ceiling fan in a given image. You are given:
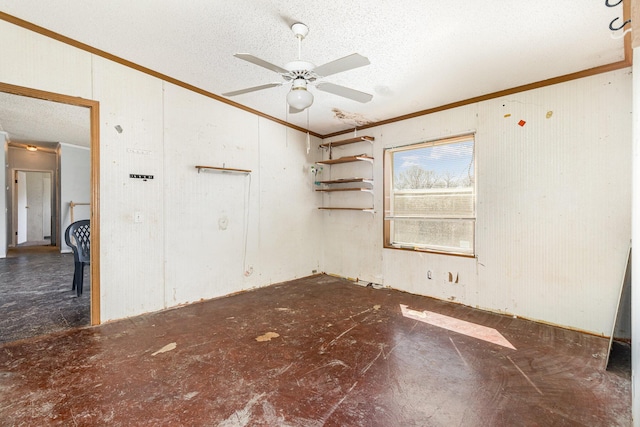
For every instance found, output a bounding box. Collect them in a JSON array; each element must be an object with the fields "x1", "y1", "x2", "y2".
[{"x1": 222, "y1": 22, "x2": 373, "y2": 113}]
